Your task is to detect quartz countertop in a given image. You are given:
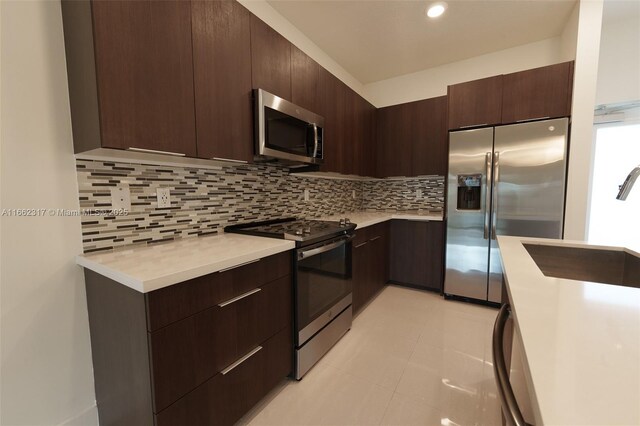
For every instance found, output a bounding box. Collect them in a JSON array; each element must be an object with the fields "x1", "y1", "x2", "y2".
[
  {"x1": 76, "y1": 234, "x2": 295, "y2": 293},
  {"x1": 76, "y1": 211, "x2": 442, "y2": 293},
  {"x1": 322, "y1": 210, "x2": 443, "y2": 229},
  {"x1": 498, "y1": 236, "x2": 640, "y2": 426}
]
